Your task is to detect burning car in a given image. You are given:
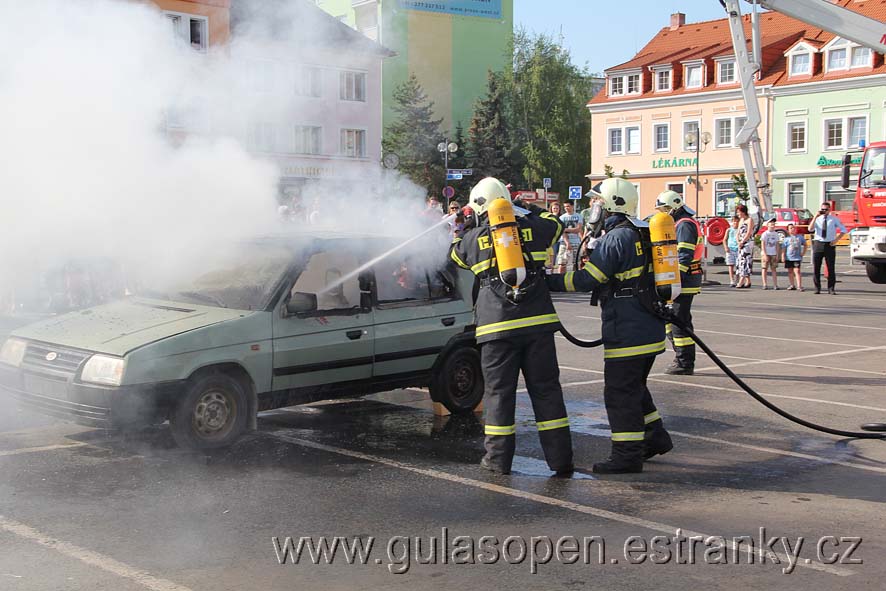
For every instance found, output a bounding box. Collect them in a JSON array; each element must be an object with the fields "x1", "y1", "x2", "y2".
[{"x1": 0, "y1": 232, "x2": 482, "y2": 449}]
